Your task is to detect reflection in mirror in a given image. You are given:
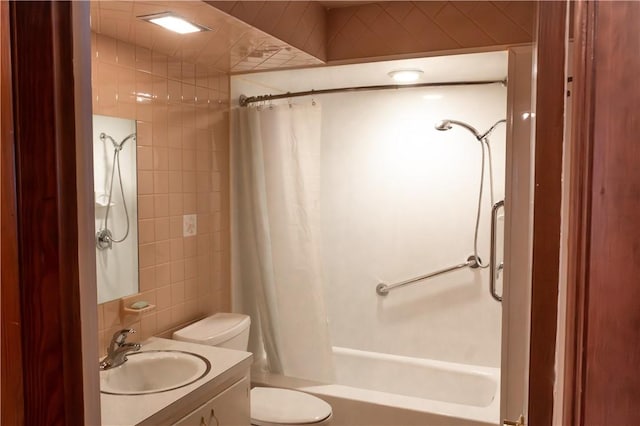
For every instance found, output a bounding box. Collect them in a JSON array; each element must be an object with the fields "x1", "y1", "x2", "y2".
[{"x1": 93, "y1": 114, "x2": 139, "y2": 303}]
